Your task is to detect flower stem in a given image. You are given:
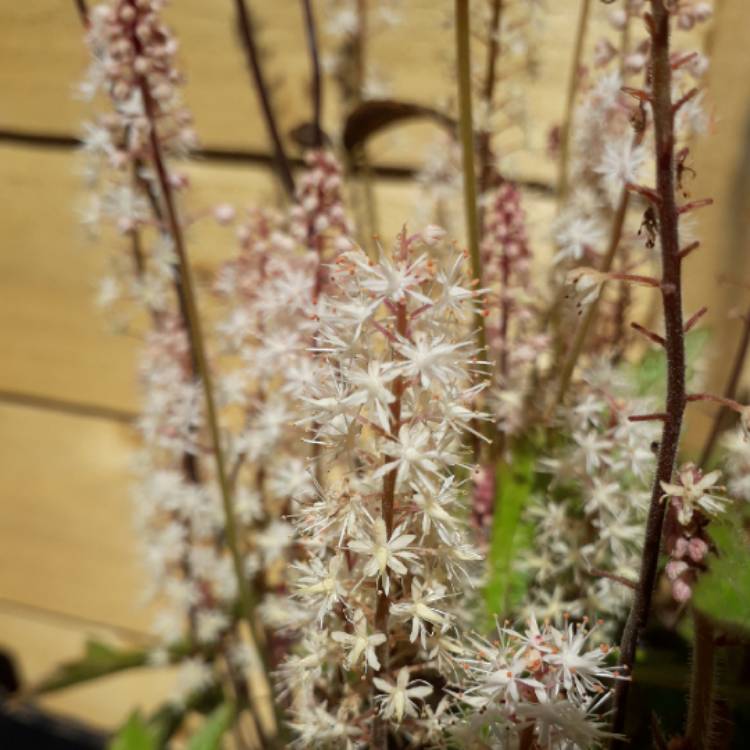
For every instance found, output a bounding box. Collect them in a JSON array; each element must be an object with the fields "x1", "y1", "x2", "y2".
[
  {"x1": 131, "y1": 45, "x2": 279, "y2": 742},
  {"x1": 455, "y1": 0, "x2": 489, "y2": 363},
  {"x1": 234, "y1": 0, "x2": 295, "y2": 198},
  {"x1": 686, "y1": 608, "x2": 717, "y2": 749},
  {"x1": 478, "y1": 0, "x2": 503, "y2": 220},
  {"x1": 301, "y1": 0, "x2": 324, "y2": 148},
  {"x1": 557, "y1": 0, "x2": 591, "y2": 203},
  {"x1": 611, "y1": 2, "x2": 688, "y2": 742}
]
